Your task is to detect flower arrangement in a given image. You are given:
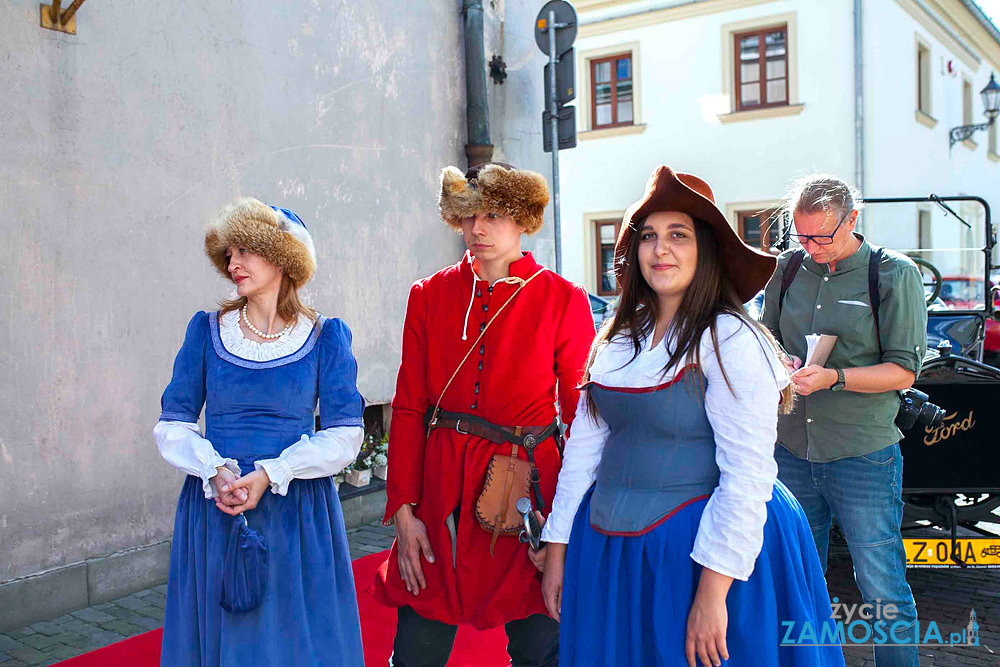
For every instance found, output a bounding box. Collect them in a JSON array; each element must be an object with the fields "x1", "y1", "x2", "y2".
[{"x1": 343, "y1": 431, "x2": 389, "y2": 487}]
